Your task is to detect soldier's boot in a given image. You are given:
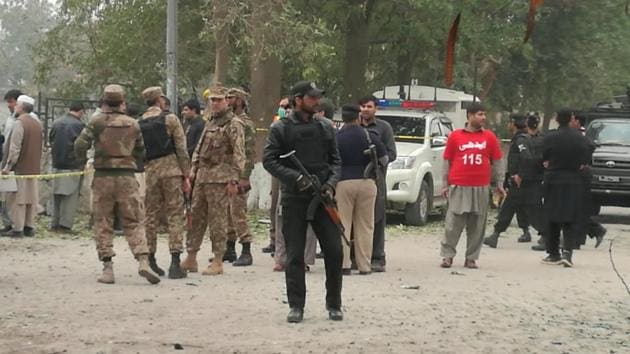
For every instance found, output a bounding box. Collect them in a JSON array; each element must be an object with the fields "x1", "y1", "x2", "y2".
[
  {"x1": 233, "y1": 243, "x2": 253, "y2": 267},
  {"x1": 201, "y1": 254, "x2": 224, "y2": 276},
  {"x1": 148, "y1": 253, "x2": 165, "y2": 276},
  {"x1": 137, "y1": 255, "x2": 161, "y2": 284},
  {"x1": 168, "y1": 253, "x2": 187, "y2": 279},
  {"x1": 97, "y1": 261, "x2": 115, "y2": 284},
  {"x1": 222, "y1": 241, "x2": 237, "y2": 263},
  {"x1": 180, "y1": 251, "x2": 198, "y2": 272},
  {"x1": 483, "y1": 232, "x2": 500, "y2": 248},
  {"x1": 517, "y1": 229, "x2": 532, "y2": 243}
]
